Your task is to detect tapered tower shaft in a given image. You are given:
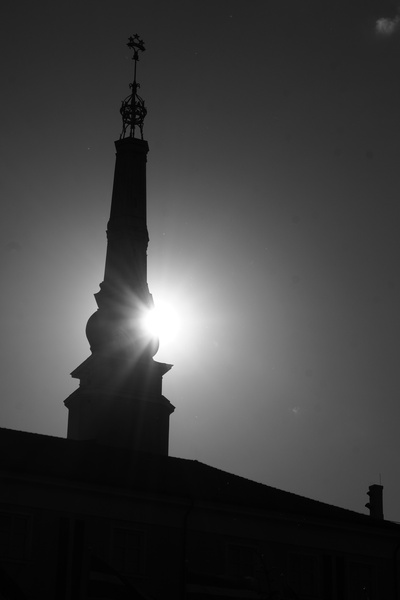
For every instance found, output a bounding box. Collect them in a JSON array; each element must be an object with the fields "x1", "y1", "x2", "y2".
[{"x1": 64, "y1": 37, "x2": 174, "y2": 456}]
